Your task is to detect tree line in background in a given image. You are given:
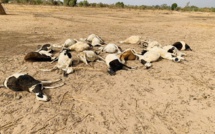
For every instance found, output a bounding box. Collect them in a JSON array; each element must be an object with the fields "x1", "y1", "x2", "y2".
[{"x1": 1, "y1": 0, "x2": 215, "y2": 12}]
